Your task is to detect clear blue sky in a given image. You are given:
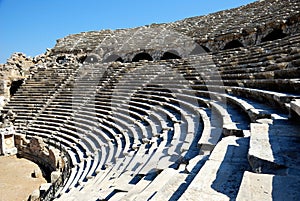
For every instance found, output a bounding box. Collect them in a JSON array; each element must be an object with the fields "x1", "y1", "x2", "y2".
[{"x1": 0, "y1": 0, "x2": 256, "y2": 63}]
